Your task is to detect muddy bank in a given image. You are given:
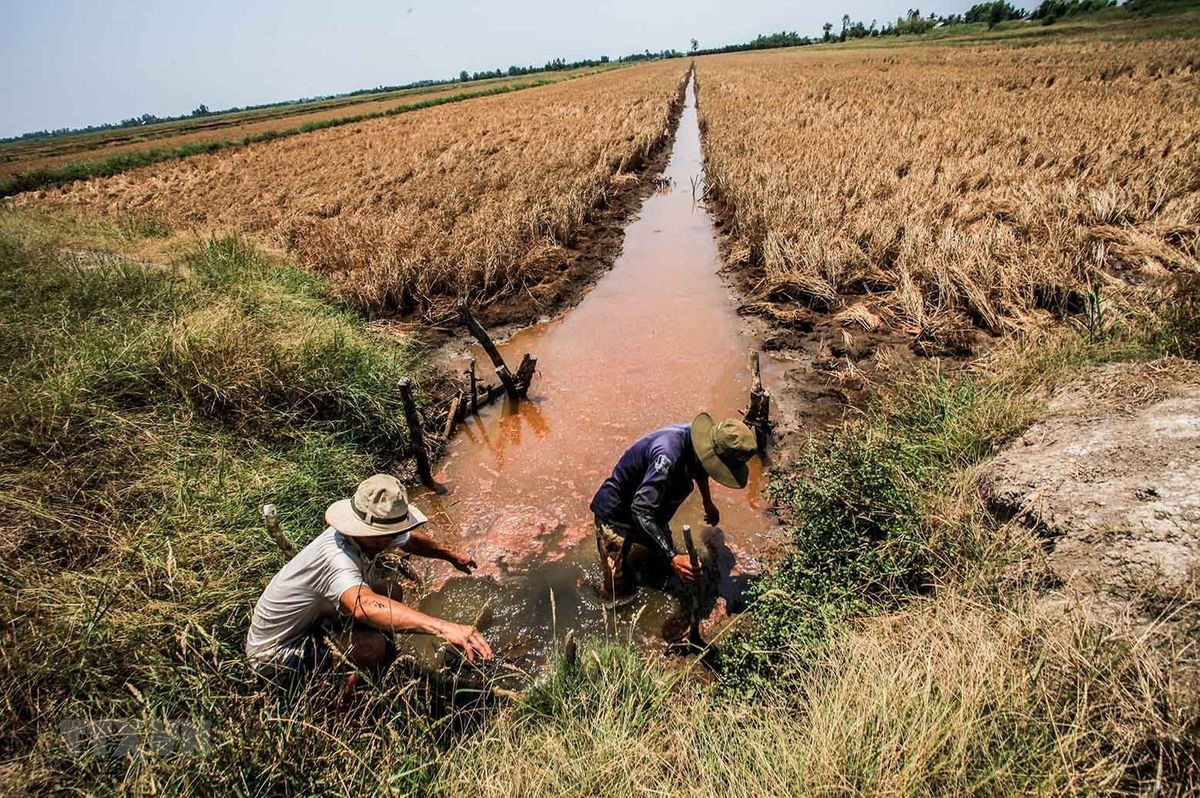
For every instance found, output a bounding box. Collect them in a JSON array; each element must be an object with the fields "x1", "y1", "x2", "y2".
[{"x1": 982, "y1": 358, "x2": 1200, "y2": 627}]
